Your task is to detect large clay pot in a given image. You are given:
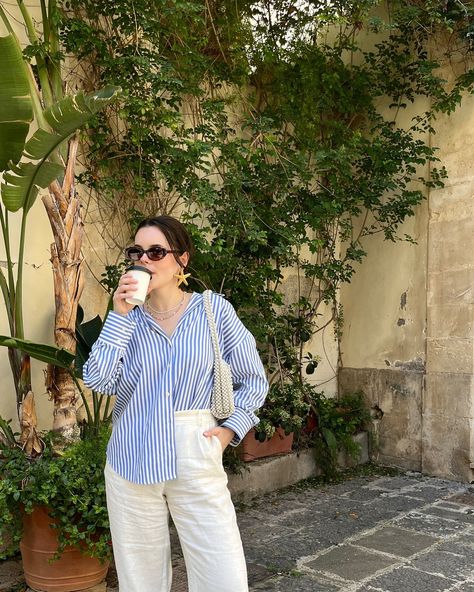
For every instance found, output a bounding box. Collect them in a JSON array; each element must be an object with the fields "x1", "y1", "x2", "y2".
[
  {"x1": 238, "y1": 427, "x2": 294, "y2": 462},
  {"x1": 20, "y1": 506, "x2": 109, "y2": 592}
]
